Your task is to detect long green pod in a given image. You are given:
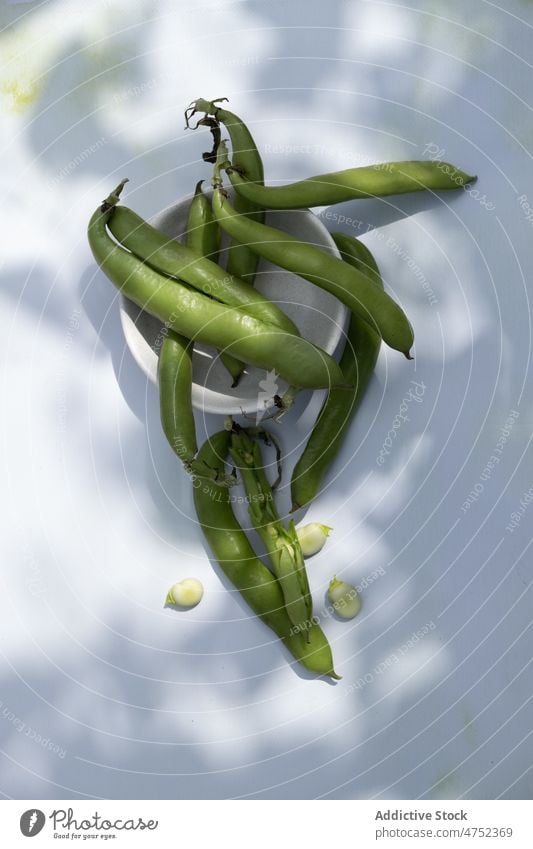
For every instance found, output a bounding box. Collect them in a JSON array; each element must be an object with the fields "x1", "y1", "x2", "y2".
[
  {"x1": 158, "y1": 331, "x2": 235, "y2": 485},
  {"x1": 187, "y1": 98, "x2": 265, "y2": 183},
  {"x1": 189, "y1": 99, "x2": 267, "y2": 384},
  {"x1": 185, "y1": 182, "x2": 243, "y2": 386},
  {"x1": 193, "y1": 431, "x2": 339, "y2": 679},
  {"x1": 108, "y1": 205, "x2": 299, "y2": 338},
  {"x1": 227, "y1": 160, "x2": 477, "y2": 209},
  {"x1": 215, "y1": 108, "x2": 265, "y2": 283},
  {"x1": 158, "y1": 330, "x2": 196, "y2": 463},
  {"x1": 212, "y1": 186, "x2": 414, "y2": 357},
  {"x1": 188, "y1": 98, "x2": 266, "y2": 283},
  {"x1": 331, "y1": 231, "x2": 383, "y2": 285},
  {"x1": 87, "y1": 191, "x2": 344, "y2": 390},
  {"x1": 229, "y1": 429, "x2": 312, "y2": 632},
  {"x1": 291, "y1": 233, "x2": 383, "y2": 510},
  {"x1": 186, "y1": 179, "x2": 221, "y2": 262}
]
